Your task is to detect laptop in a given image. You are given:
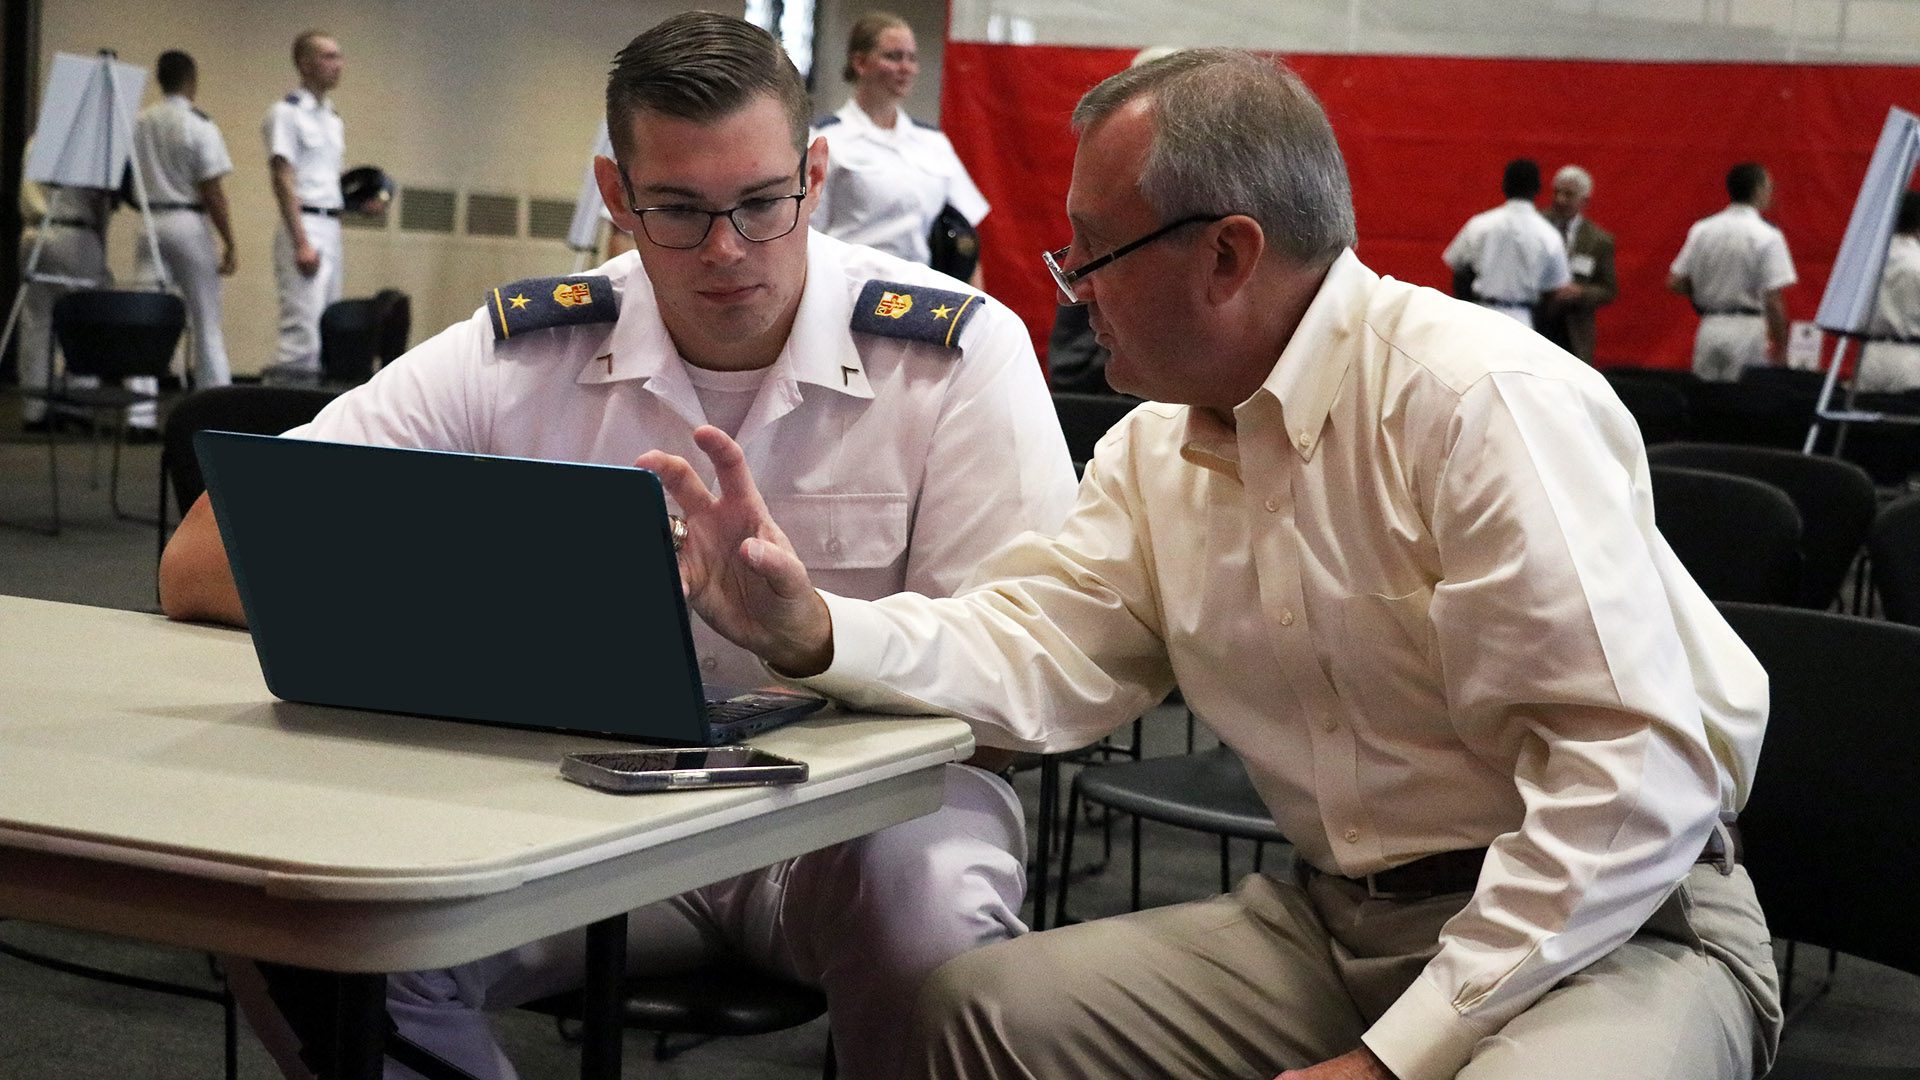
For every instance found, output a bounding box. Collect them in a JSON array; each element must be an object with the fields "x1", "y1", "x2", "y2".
[{"x1": 194, "y1": 431, "x2": 825, "y2": 745}]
